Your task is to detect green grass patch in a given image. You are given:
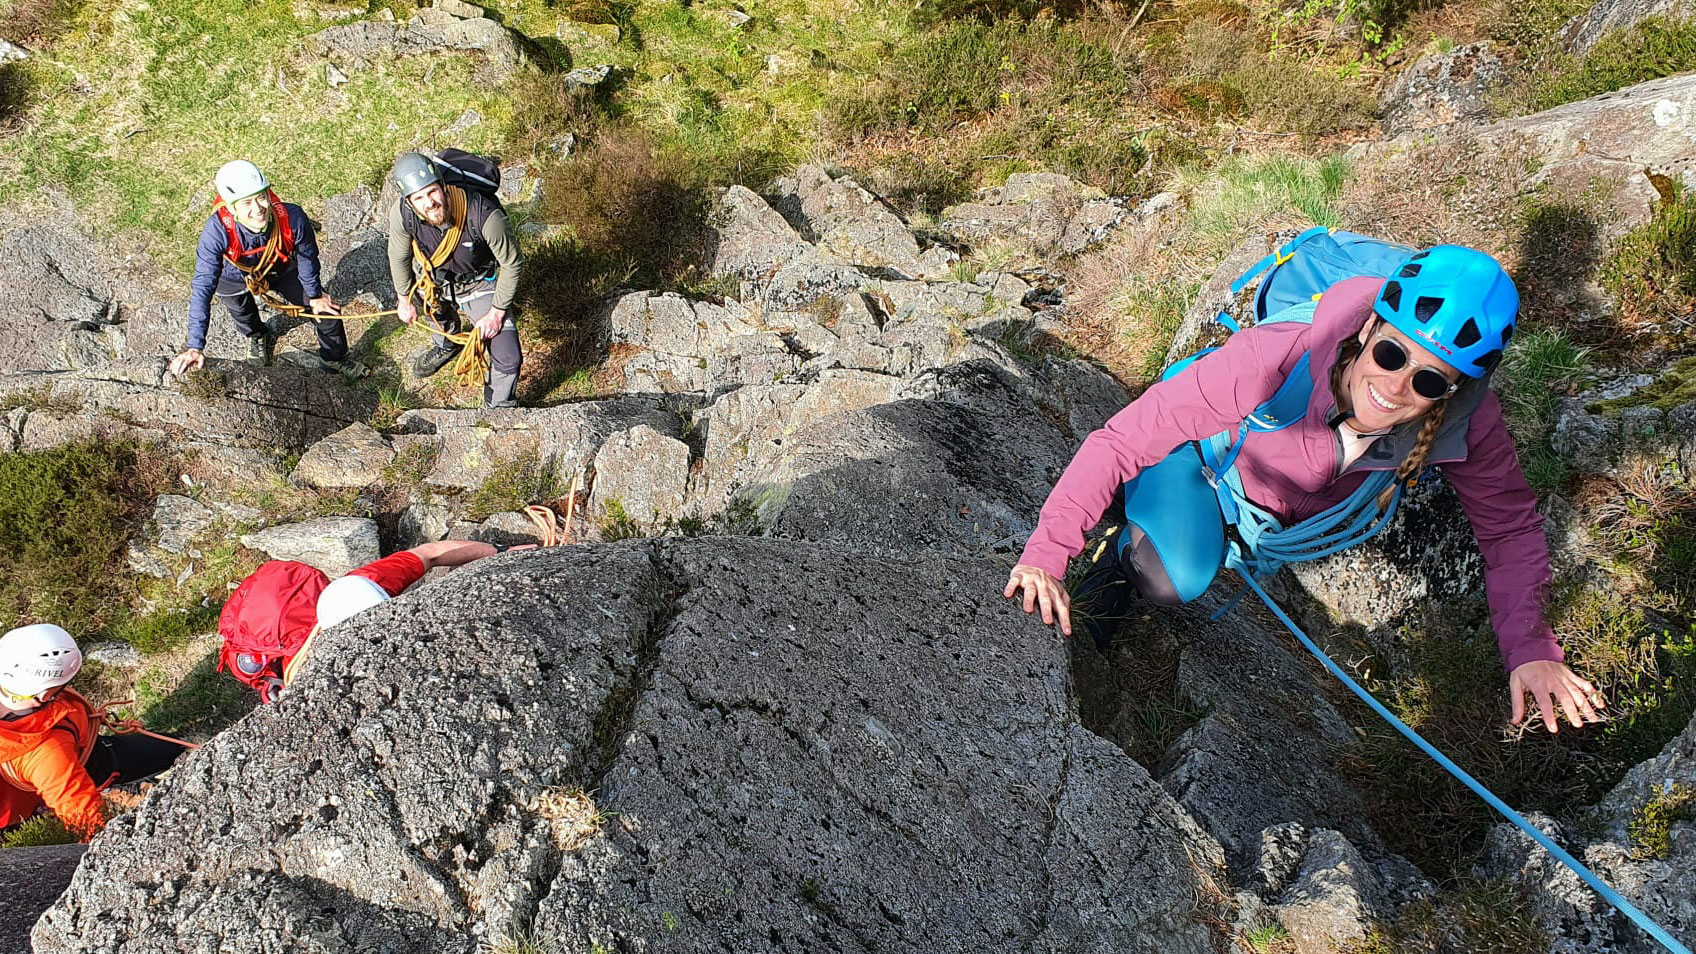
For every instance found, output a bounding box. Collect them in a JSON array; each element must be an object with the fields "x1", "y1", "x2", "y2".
[
  {"x1": 1524, "y1": 17, "x2": 1696, "y2": 114},
  {"x1": 1, "y1": 0, "x2": 508, "y2": 265},
  {"x1": 1342, "y1": 877, "x2": 1552, "y2": 953},
  {"x1": 1627, "y1": 781, "x2": 1696, "y2": 860},
  {"x1": 465, "y1": 446, "x2": 566, "y2": 520},
  {"x1": 0, "y1": 442, "x2": 165, "y2": 635},
  {"x1": 1598, "y1": 183, "x2": 1696, "y2": 354},
  {"x1": 1183, "y1": 153, "x2": 1352, "y2": 246},
  {"x1": 1493, "y1": 326, "x2": 1589, "y2": 493},
  {"x1": 0, "y1": 812, "x2": 79, "y2": 849},
  {"x1": 597, "y1": 498, "x2": 644, "y2": 541},
  {"x1": 131, "y1": 651, "x2": 256, "y2": 738}
]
